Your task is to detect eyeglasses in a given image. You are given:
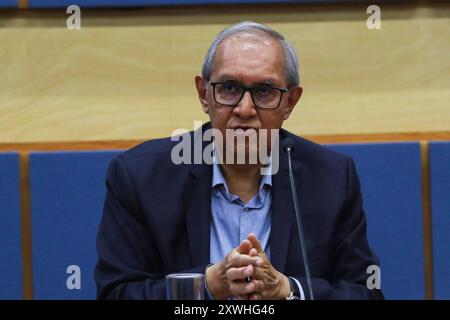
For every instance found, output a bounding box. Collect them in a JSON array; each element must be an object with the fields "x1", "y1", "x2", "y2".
[{"x1": 208, "y1": 81, "x2": 289, "y2": 110}]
